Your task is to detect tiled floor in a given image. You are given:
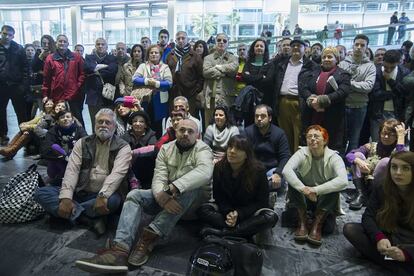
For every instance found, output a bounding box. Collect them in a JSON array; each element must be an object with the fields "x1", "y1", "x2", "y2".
[{"x1": 0, "y1": 103, "x2": 395, "y2": 275}]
